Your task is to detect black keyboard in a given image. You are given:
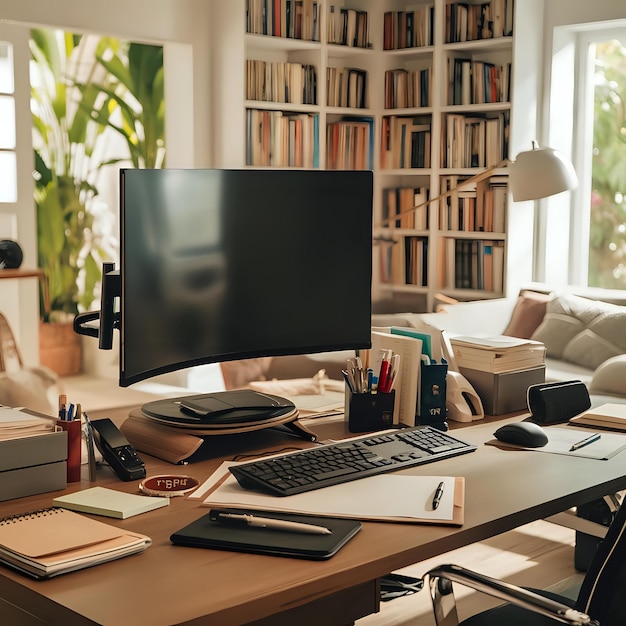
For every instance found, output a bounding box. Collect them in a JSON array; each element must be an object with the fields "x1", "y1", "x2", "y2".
[{"x1": 229, "y1": 426, "x2": 477, "y2": 496}]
